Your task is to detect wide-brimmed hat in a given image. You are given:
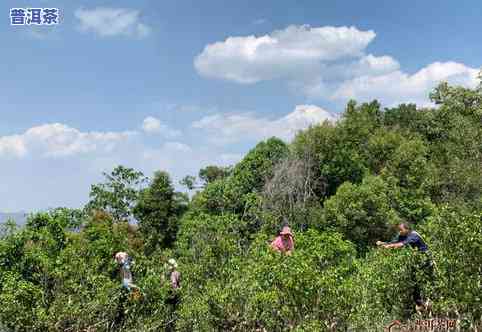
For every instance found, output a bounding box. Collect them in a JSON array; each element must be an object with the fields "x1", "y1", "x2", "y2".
[
  {"x1": 280, "y1": 226, "x2": 293, "y2": 236},
  {"x1": 115, "y1": 251, "x2": 128, "y2": 263},
  {"x1": 168, "y1": 258, "x2": 178, "y2": 268}
]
